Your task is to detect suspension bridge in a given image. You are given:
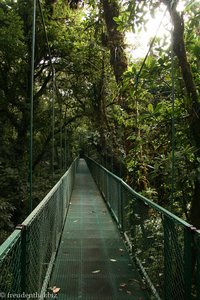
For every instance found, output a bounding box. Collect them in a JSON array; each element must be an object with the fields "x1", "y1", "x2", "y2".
[
  {"x1": 1, "y1": 0, "x2": 200, "y2": 298},
  {"x1": 1, "y1": 156, "x2": 200, "y2": 299}
]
